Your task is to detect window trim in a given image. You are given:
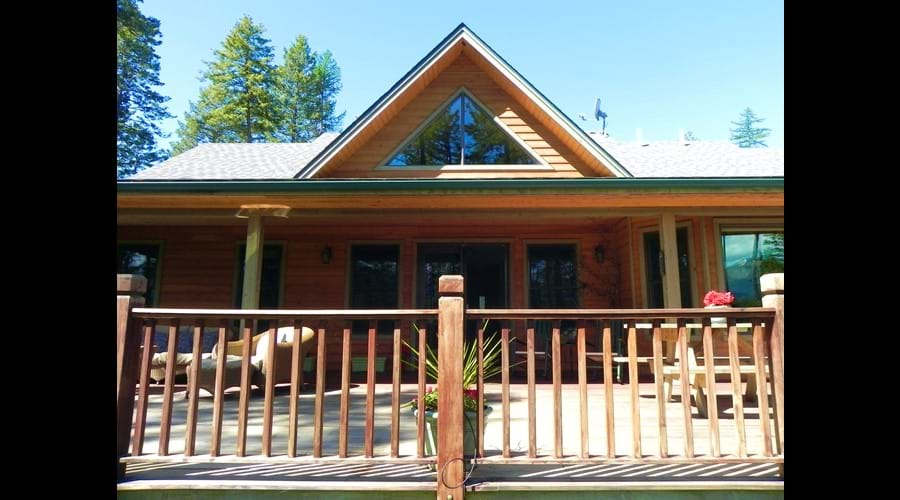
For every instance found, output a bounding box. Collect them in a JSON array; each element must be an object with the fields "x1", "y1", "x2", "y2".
[
  {"x1": 117, "y1": 240, "x2": 164, "y2": 306},
  {"x1": 232, "y1": 241, "x2": 287, "y2": 308},
  {"x1": 376, "y1": 87, "x2": 551, "y2": 171},
  {"x1": 524, "y1": 240, "x2": 582, "y2": 309},
  {"x1": 637, "y1": 222, "x2": 698, "y2": 308},
  {"x1": 713, "y1": 217, "x2": 784, "y2": 294}
]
